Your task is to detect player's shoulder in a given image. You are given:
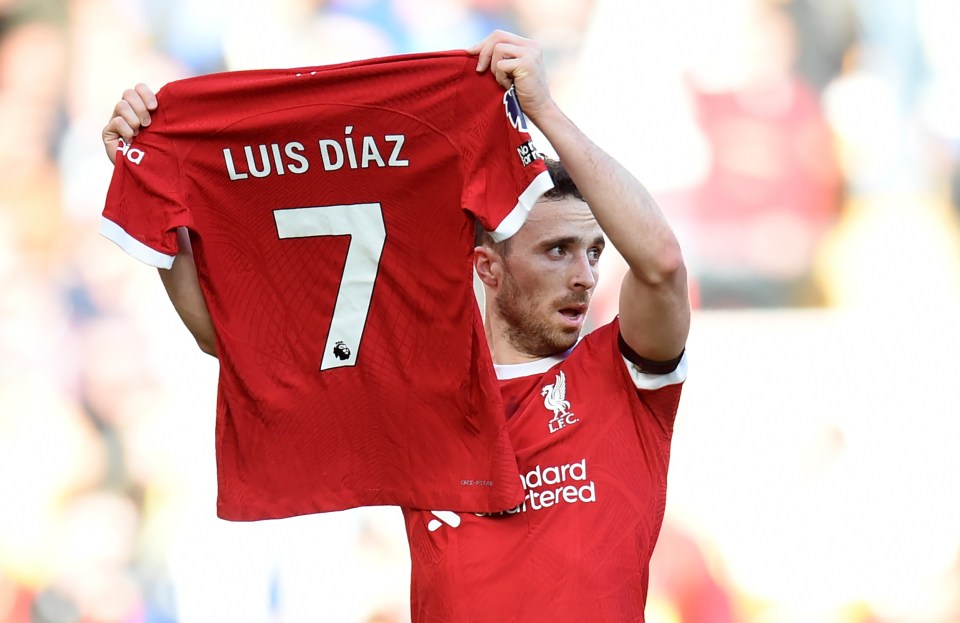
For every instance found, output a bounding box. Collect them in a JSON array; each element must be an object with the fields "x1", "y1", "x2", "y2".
[{"x1": 574, "y1": 318, "x2": 687, "y2": 391}]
